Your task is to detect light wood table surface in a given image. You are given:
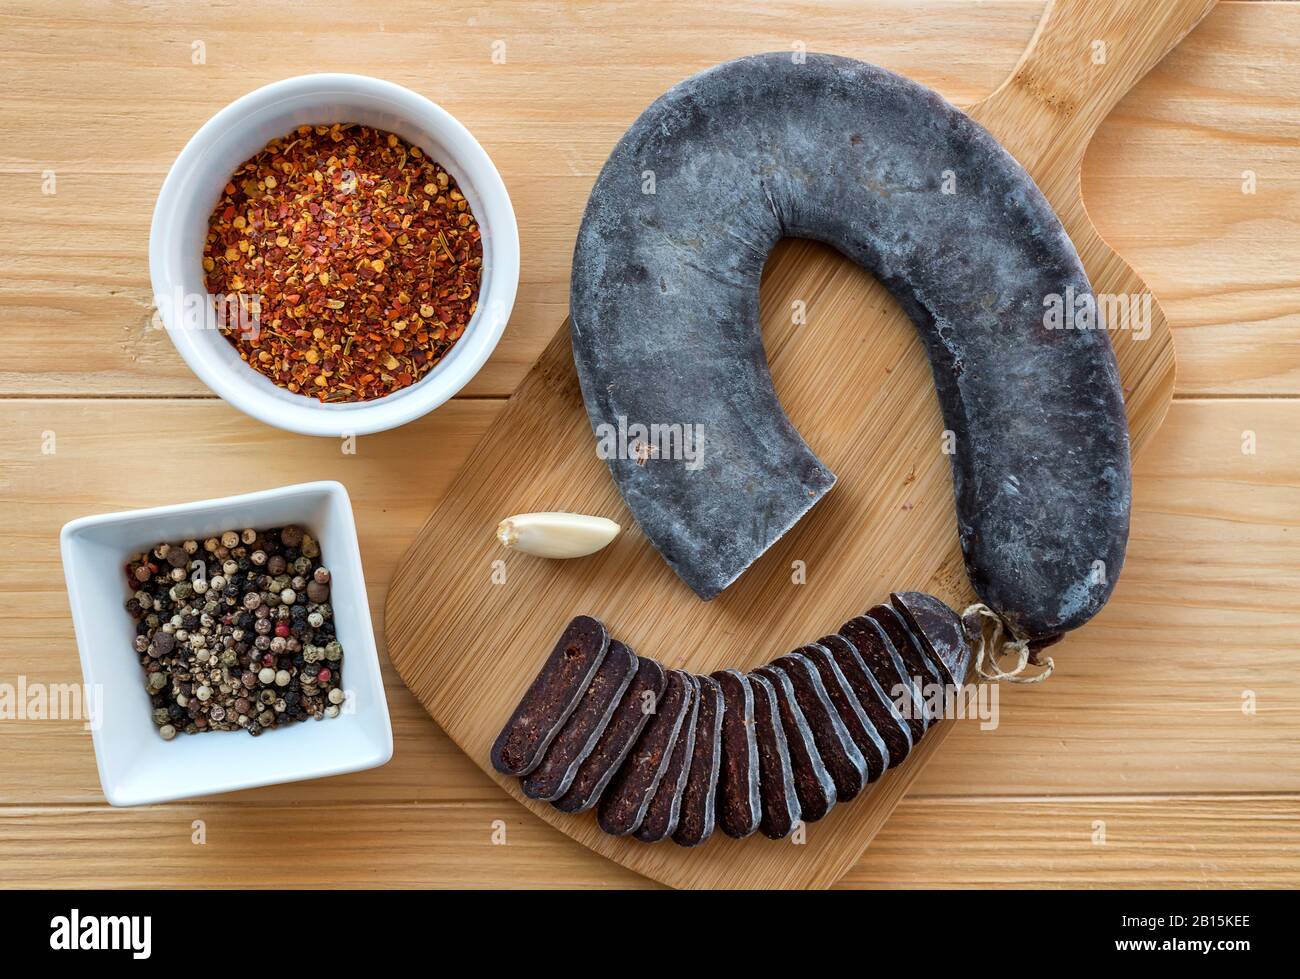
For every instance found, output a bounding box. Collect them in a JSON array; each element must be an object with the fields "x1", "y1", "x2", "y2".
[{"x1": 1, "y1": 0, "x2": 1297, "y2": 888}]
